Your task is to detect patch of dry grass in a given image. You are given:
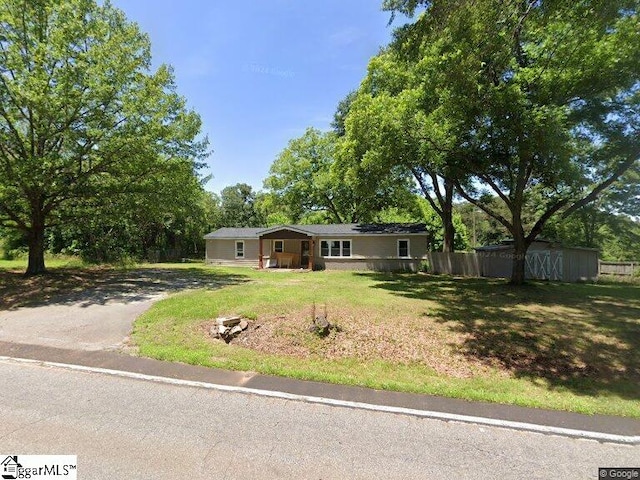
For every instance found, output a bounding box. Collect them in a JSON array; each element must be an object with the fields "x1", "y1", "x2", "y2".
[{"x1": 220, "y1": 304, "x2": 490, "y2": 378}]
